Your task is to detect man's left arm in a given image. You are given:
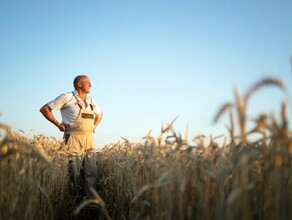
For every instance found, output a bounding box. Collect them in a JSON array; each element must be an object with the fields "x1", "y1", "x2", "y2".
[
  {"x1": 91, "y1": 98, "x2": 103, "y2": 130},
  {"x1": 94, "y1": 112, "x2": 103, "y2": 129}
]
